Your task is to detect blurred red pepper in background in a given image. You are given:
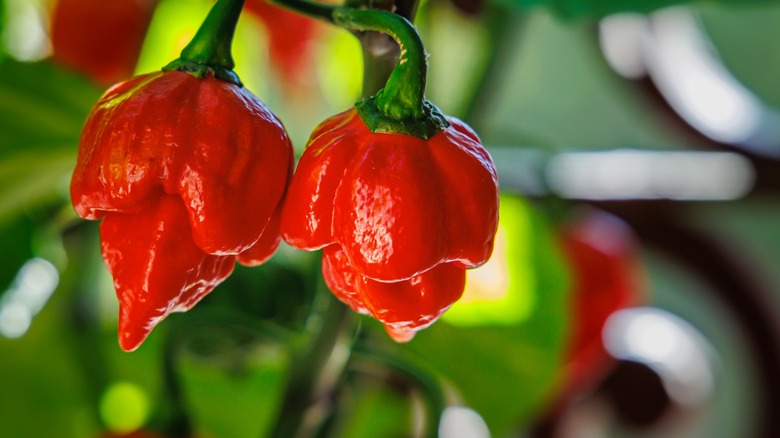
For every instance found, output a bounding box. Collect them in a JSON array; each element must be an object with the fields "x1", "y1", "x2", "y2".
[
  {"x1": 559, "y1": 210, "x2": 646, "y2": 397},
  {"x1": 244, "y1": 0, "x2": 321, "y2": 95},
  {"x1": 50, "y1": 0, "x2": 158, "y2": 86}
]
